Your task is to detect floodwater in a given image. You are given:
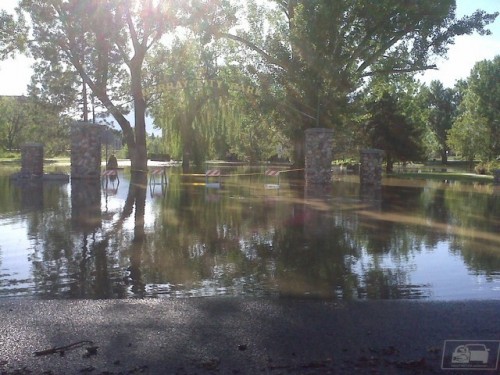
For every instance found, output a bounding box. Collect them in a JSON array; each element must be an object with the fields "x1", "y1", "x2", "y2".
[{"x1": 0, "y1": 165, "x2": 499, "y2": 300}]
